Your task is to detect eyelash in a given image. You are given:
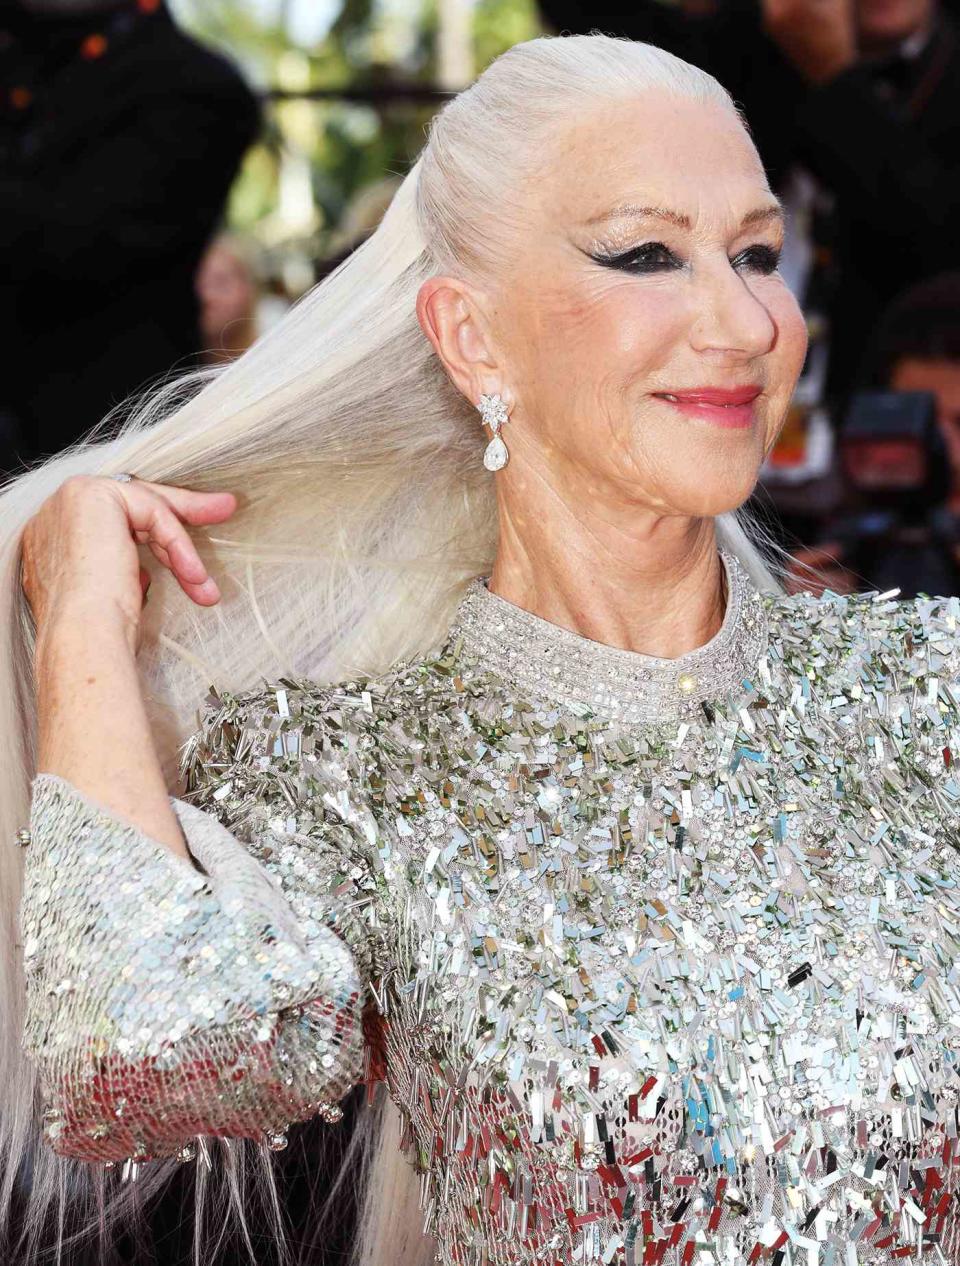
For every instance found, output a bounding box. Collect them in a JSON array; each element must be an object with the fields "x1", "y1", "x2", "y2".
[{"x1": 592, "y1": 241, "x2": 782, "y2": 276}]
